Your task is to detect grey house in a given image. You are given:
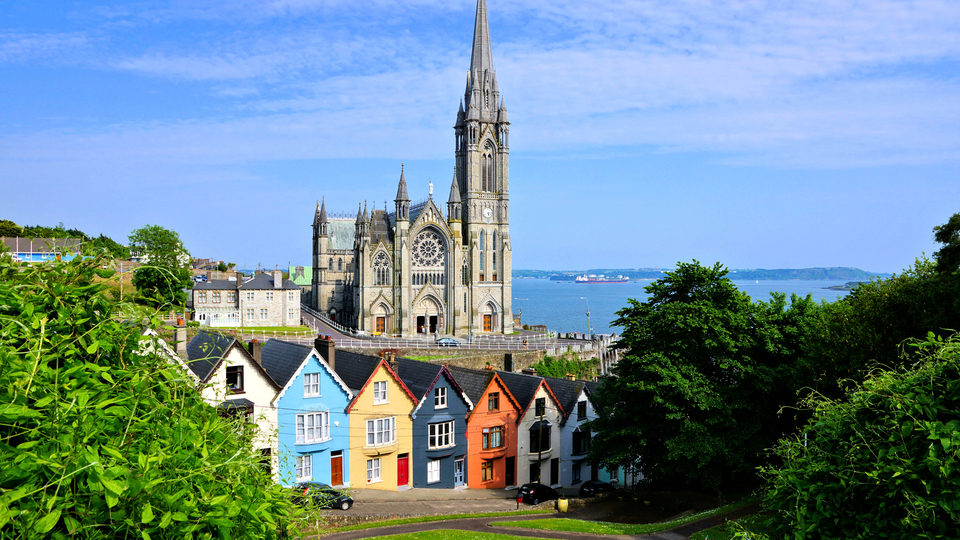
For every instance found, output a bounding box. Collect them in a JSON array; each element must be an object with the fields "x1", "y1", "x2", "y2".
[{"x1": 395, "y1": 358, "x2": 474, "y2": 489}]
